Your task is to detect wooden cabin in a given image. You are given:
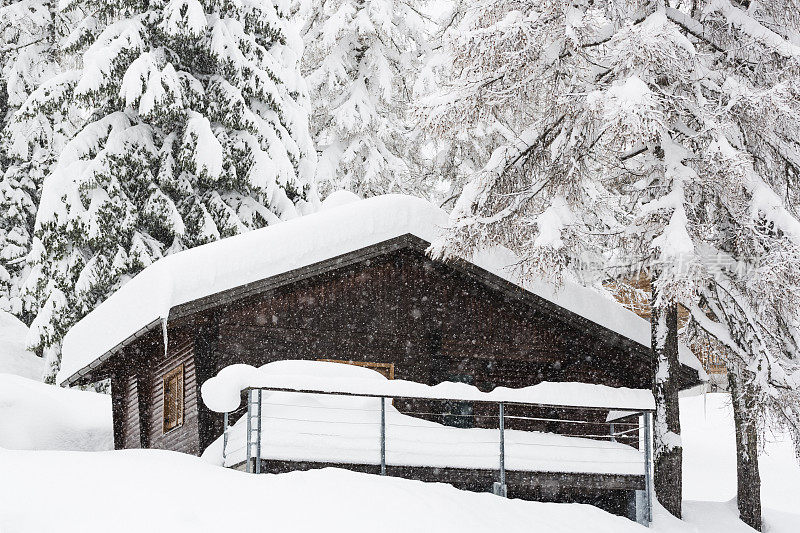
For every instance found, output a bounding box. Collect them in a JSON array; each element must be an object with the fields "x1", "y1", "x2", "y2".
[{"x1": 58, "y1": 194, "x2": 705, "y2": 520}]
